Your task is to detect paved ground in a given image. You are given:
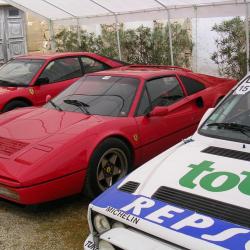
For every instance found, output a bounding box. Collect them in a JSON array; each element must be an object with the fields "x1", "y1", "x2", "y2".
[{"x1": 0, "y1": 195, "x2": 90, "y2": 250}]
